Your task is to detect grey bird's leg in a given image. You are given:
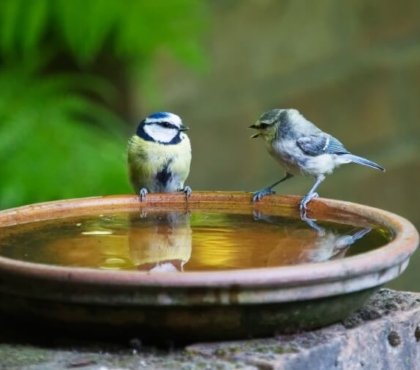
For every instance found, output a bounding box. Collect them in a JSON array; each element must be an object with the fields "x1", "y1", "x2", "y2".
[
  {"x1": 252, "y1": 173, "x2": 293, "y2": 202},
  {"x1": 300, "y1": 174, "x2": 325, "y2": 218}
]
